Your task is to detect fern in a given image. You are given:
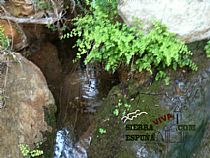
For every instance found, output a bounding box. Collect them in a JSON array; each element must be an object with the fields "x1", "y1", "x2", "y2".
[{"x1": 62, "y1": 0, "x2": 197, "y2": 80}]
